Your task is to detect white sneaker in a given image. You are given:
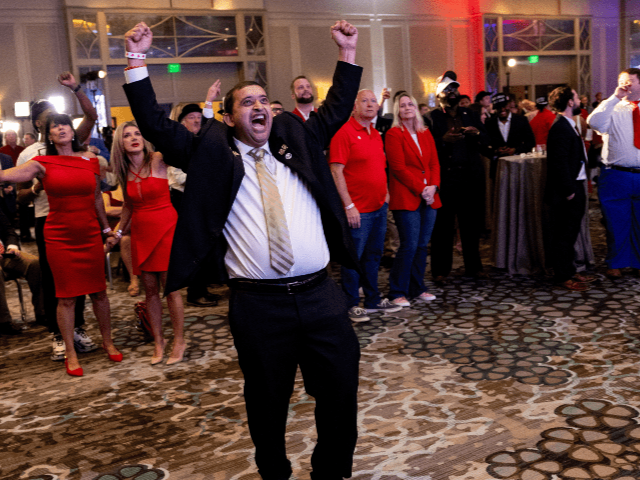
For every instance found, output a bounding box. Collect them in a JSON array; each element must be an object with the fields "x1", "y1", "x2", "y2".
[
  {"x1": 365, "y1": 298, "x2": 403, "y2": 313},
  {"x1": 390, "y1": 297, "x2": 411, "y2": 307},
  {"x1": 51, "y1": 334, "x2": 65, "y2": 361},
  {"x1": 348, "y1": 306, "x2": 370, "y2": 323},
  {"x1": 74, "y1": 327, "x2": 98, "y2": 353},
  {"x1": 416, "y1": 292, "x2": 436, "y2": 302}
]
